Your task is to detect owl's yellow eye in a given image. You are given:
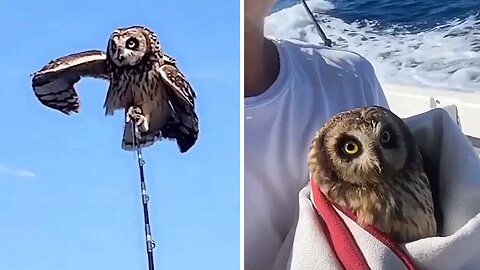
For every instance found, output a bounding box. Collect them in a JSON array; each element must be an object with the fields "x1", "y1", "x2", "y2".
[{"x1": 343, "y1": 141, "x2": 359, "y2": 155}]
